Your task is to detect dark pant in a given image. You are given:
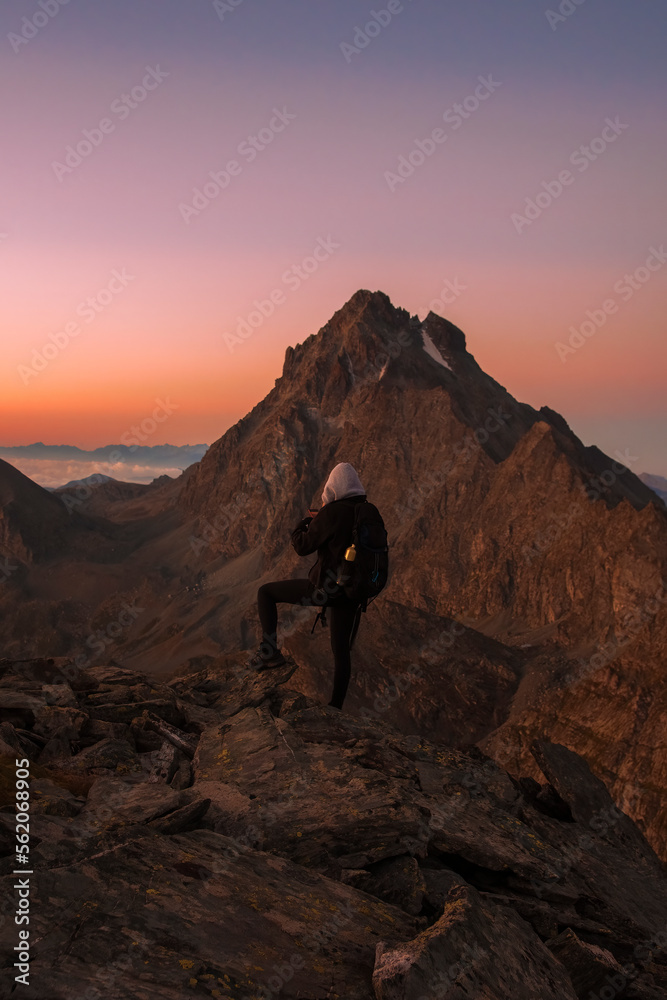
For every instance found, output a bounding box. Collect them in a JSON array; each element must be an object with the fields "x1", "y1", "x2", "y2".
[{"x1": 257, "y1": 578, "x2": 359, "y2": 709}]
